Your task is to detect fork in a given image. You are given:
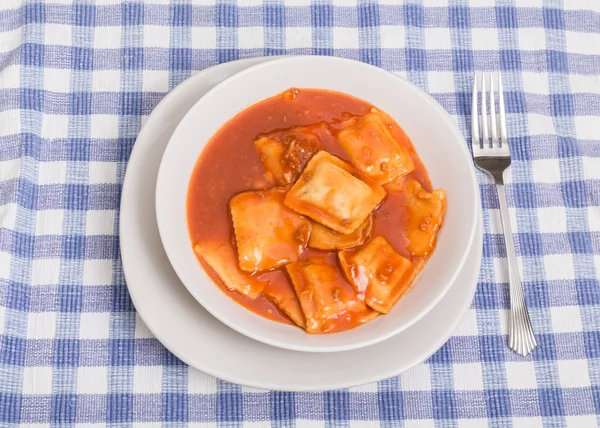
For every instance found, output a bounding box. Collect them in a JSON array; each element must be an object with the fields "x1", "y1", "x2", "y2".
[{"x1": 471, "y1": 72, "x2": 537, "y2": 356}]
